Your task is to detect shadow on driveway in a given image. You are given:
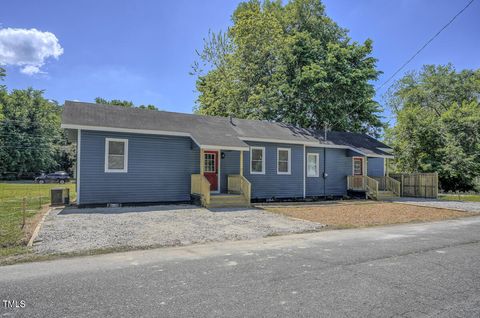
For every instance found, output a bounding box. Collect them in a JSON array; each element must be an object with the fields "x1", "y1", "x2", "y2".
[{"x1": 59, "y1": 204, "x2": 200, "y2": 215}]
